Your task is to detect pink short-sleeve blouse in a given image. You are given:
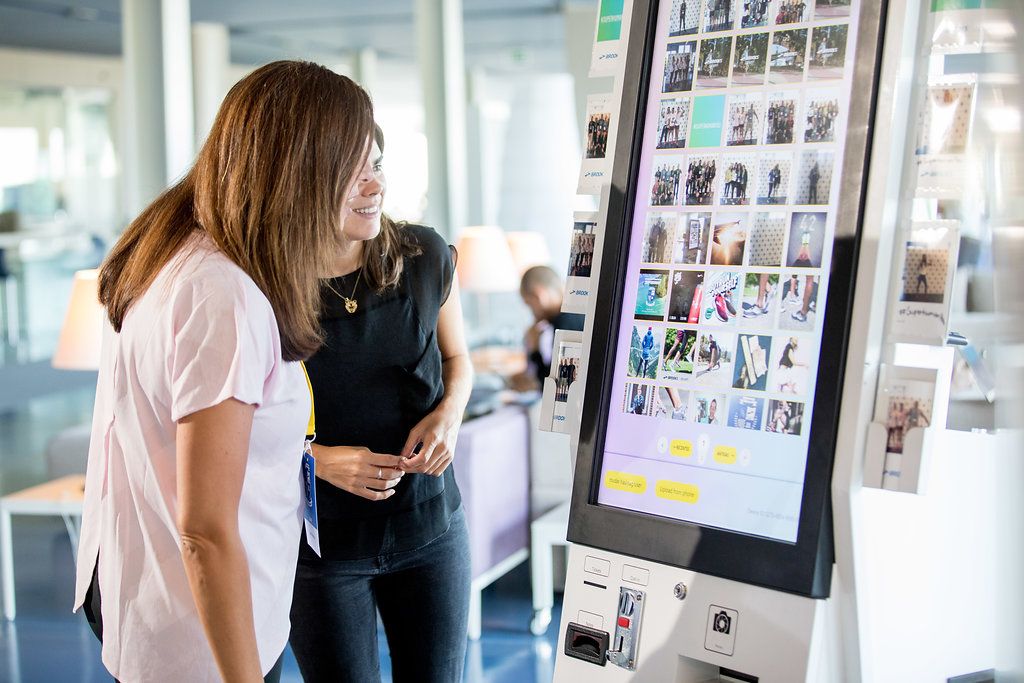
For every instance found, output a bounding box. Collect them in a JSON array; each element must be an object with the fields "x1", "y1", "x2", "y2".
[{"x1": 73, "y1": 236, "x2": 310, "y2": 681}]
